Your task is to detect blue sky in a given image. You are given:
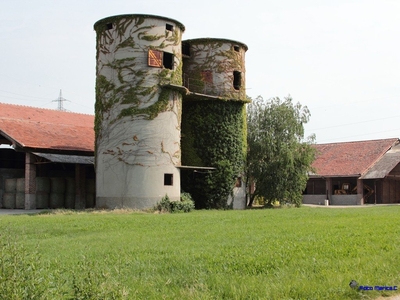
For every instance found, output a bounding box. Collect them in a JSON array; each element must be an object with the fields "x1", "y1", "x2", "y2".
[{"x1": 1, "y1": 0, "x2": 399, "y2": 143}]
